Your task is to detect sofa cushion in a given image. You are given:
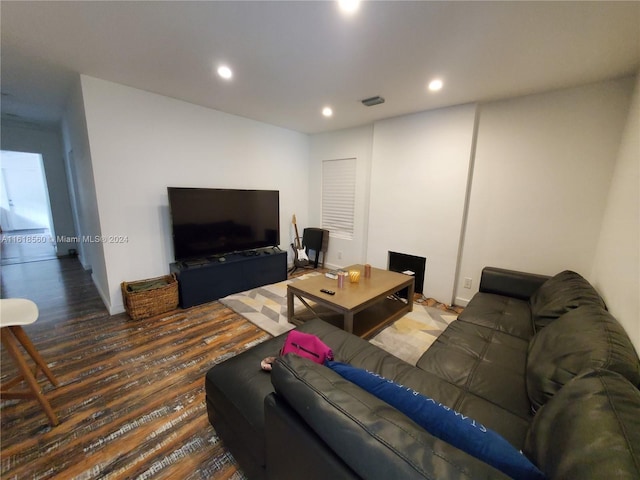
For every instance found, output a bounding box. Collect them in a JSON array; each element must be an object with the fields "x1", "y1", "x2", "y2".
[
  {"x1": 457, "y1": 292, "x2": 534, "y2": 340},
  {"x1": 526, "y1": 305, "x2": 640, "y2": 411},
  {"x1": 326, "y1": 361, "x2": 545, "y2": 480},
  {"x1": 271, "y1": 354, "x2": 512, "y2": 480},
  {"x1": 524, "y1": 369, "x2": 640, "y2": 480},
  {"x1": 417, "y1": 320, "x2": 532, "y2": 423},
  {"x1": 529, "y1": 270, "x2": 606, "y2": 331}
]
